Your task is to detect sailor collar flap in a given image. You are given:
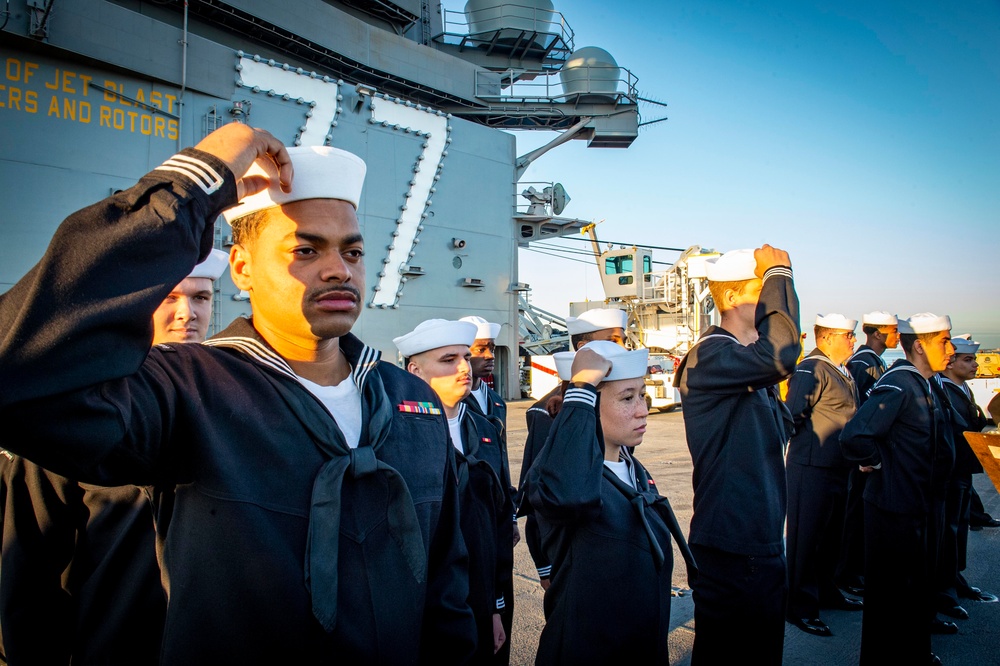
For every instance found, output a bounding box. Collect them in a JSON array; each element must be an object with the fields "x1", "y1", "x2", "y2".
[
  {"x1": 850, "y1": 346, "x2": 887, "y2": 374},
  {"x1": 204, "y1": 317, "x2": 381, "y2": 391},
  {"x1": 801, "y1": 349, "x2": 852, "y2": 379},
  {"x1": 875, "y1": 360, "x2": 928, "y2": 393},
  {"x1": 204, "y1": 319, "x2": 425, "y2": 633},
  {"x1": 673, "y1": 328, "x2": 739, "y2": 386}
]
